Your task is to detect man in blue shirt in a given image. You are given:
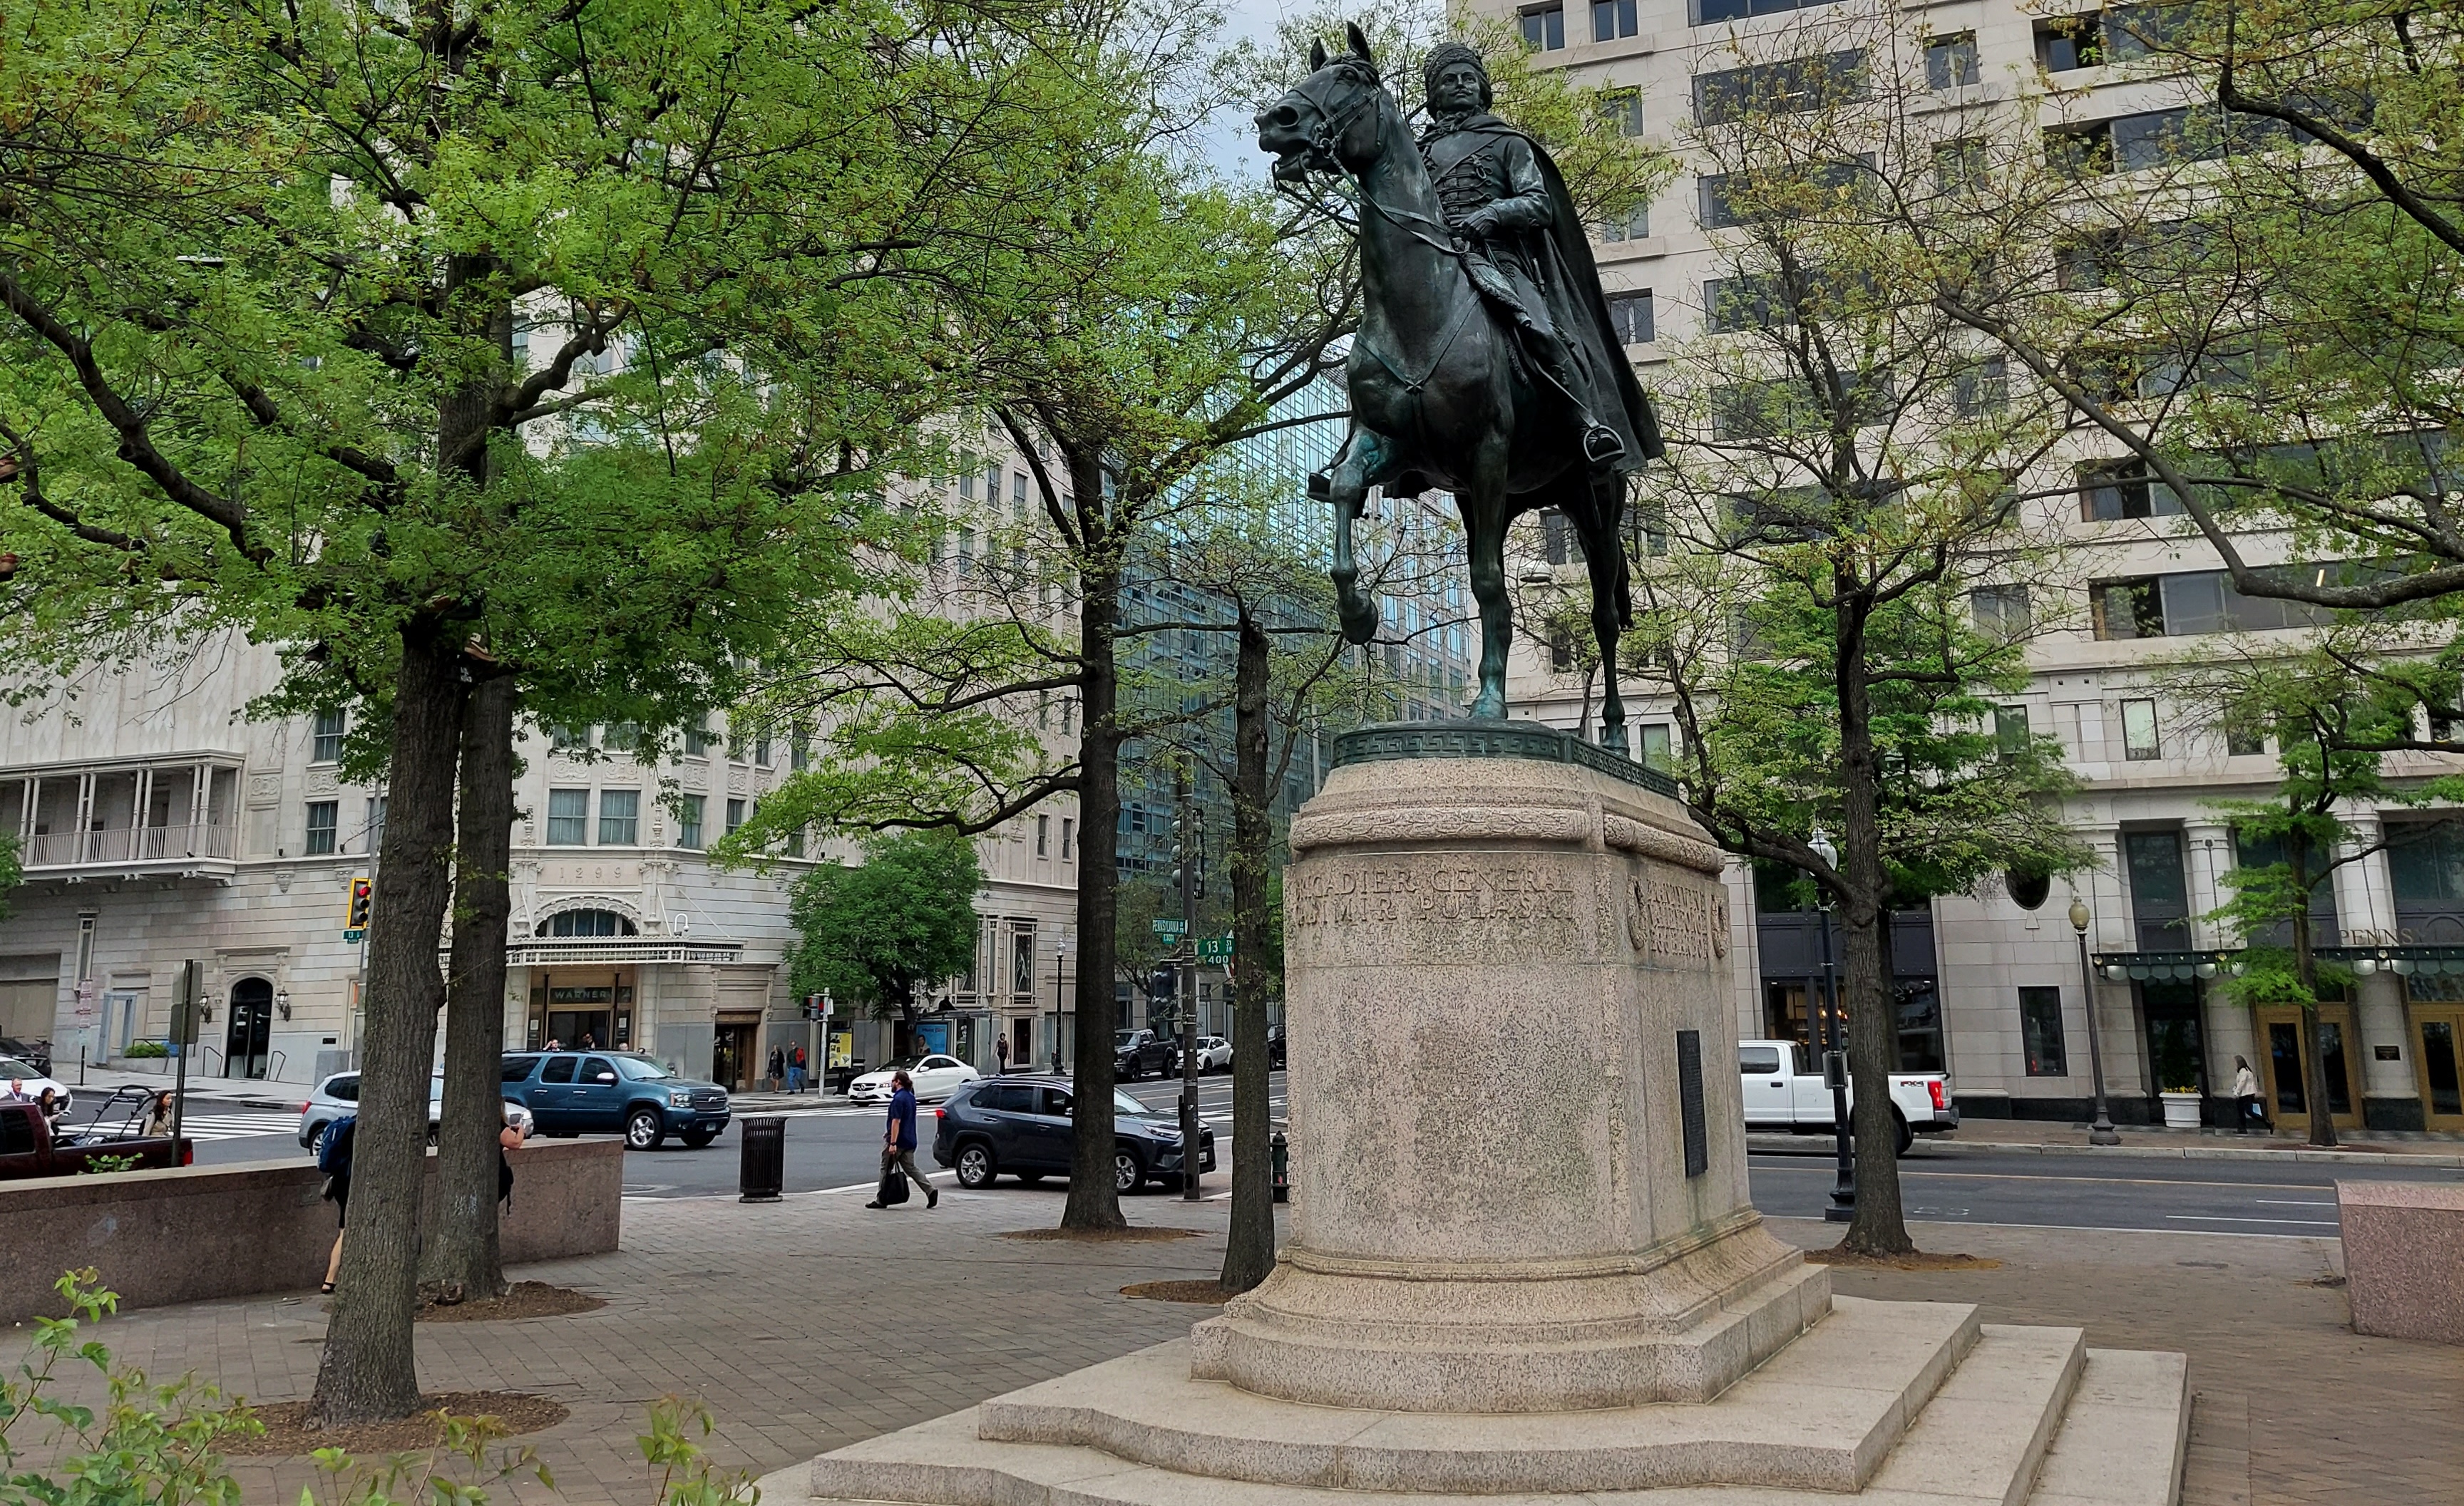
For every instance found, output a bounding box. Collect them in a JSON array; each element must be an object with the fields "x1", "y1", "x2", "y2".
[{"x1": 868, "y1": 1070, "x2": 937, "y2": 1209}]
